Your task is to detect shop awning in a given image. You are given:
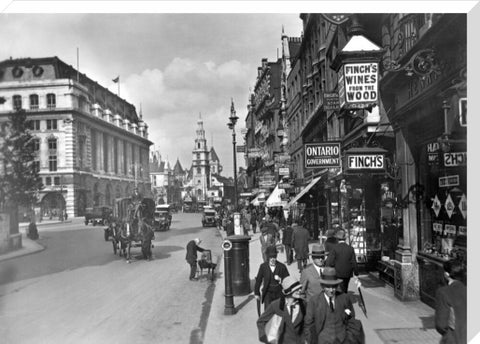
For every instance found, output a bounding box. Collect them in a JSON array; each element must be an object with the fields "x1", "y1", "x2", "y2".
[
  {"x1": 288, "y1": 176, "x2": 322, "y2": 207},
  {"x1": 266, "y1": 185, "x2": 287, "y2": 208},
  {"x1": 251, "y1": 192, "x2": 265, "y2": 206}
]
